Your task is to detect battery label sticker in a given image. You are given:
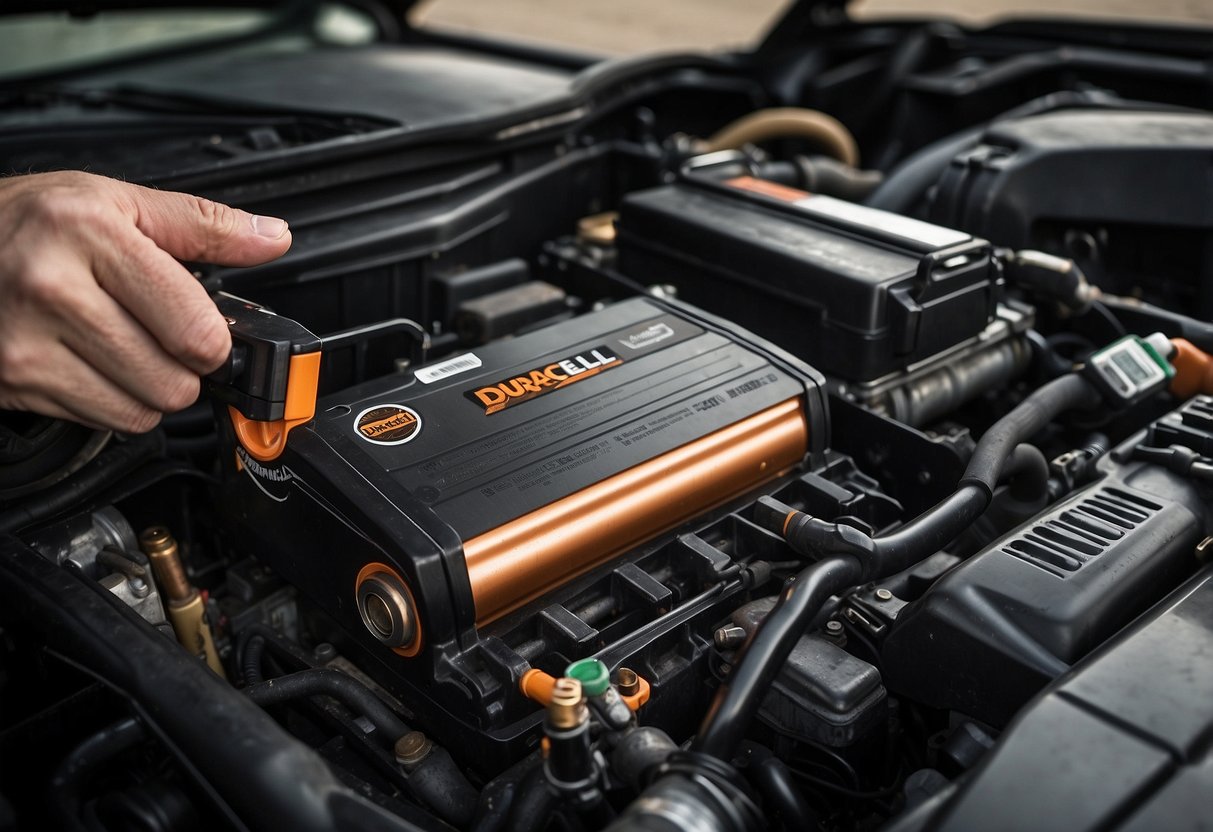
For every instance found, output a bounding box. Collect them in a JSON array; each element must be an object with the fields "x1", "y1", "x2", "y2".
[
  {"x1": 415, "y1": 352, "x2": 483, "y2": 385},
  {"x1": 355, "y1": 405, "x2": 423, "y2": 445},
  {"x1": 467, "y1": 346, "x2": 622, "y2": 415},
  {"x1": 618, "y1": 322, "x2": 675, "y2": 351},
  {"x1": 794, "y1": 195, "x2": 970, "y2": 249},
  {"x1": 723, "y1": 175, "x2": 809, "y2": 203}
]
